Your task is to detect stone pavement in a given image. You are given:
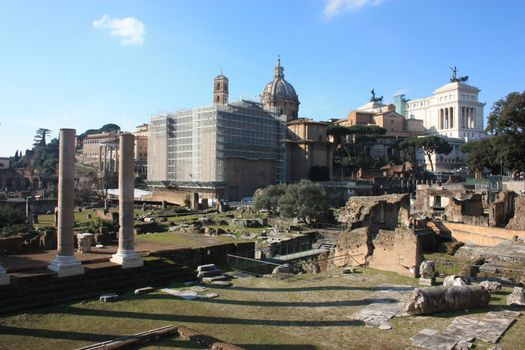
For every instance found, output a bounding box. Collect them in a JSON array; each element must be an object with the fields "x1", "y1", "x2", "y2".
[
  {"x1": 349, "y1": 284, "x2": 413, "y2": 328},
  {"x1": 411, "y1": 310, "x2": 521, "y2": 350}
]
